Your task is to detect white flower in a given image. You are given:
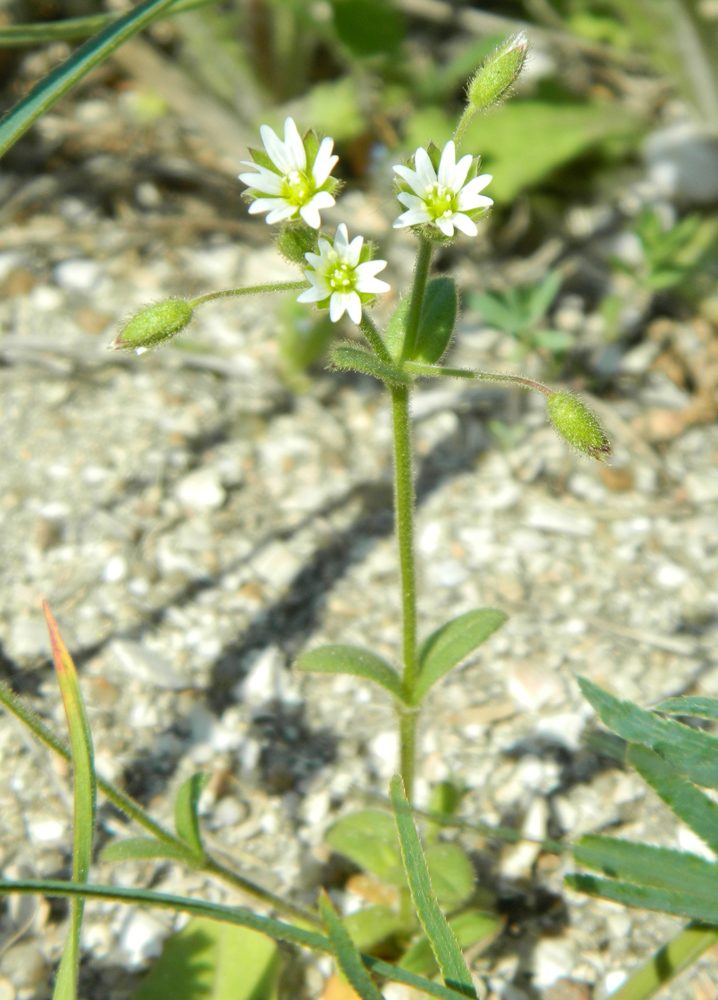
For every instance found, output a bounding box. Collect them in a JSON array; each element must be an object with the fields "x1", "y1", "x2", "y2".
[
  {"x1": 393, "y1": 140, "x2": 493, "y2": 237},
  {"x1": 297, "y1": 224, "x2": 390, "y2": 324},
  {"x1": 238, "y1": 117, "x2": 339, "y2": 229}
]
